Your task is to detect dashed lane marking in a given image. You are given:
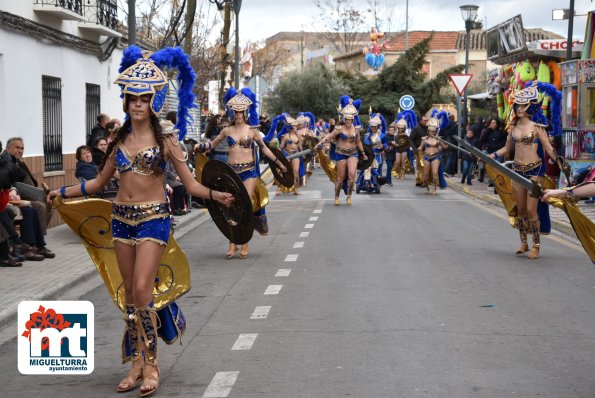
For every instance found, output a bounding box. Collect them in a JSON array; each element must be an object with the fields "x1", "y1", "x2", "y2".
[
  {"x1": 284, "y1": 254, "x2": 298, "y2": 262},
  {"x1": 250, "y1": 306, "x2": 271, "y2": 319},
  {"x1": 305, "y1": 223, "x2": 314, "y2": 229},
  {"x1": 203, "y1": 371, "x2": 239, "y2": 397},
  {"x1": 313, "y1": 209, "x2": 322, "y2": 214},
  {"x1": 299, "y1": 232, "x2": 310, "y2": 238},
  {"x1": 264, "y1": 285, "x2": 283, "y2": 295},
  {"x1": 293, "y1": 241, "x2": 304, "y2": 248},
  {"x1": 309, "y1": 216, "x2": 319, "y2": 221},
  {"x1": 231, "y1": 333, "x2": 258, "y2": 350},
  {"x1": 275, "y1": 269, "x2": 291, "y2": 277}
]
